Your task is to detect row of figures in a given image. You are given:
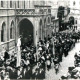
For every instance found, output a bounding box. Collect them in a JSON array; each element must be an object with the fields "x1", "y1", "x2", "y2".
[
  {"x1": 1, "y1": 30, "x2": 80, "y2": 79},
  {"x1": 60, "y1": 51, "x2": 80, "y2": 79},
  {"x1": 0, "y1": 34, "x2": 53, "y2": 79}
]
